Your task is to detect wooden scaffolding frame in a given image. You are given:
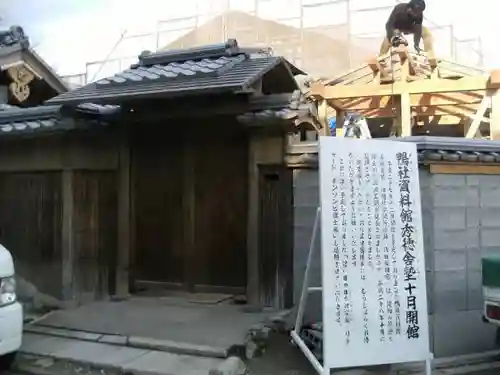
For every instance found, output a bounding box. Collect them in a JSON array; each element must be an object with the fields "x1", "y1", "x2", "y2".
[{"x1": 309, "y1": 46, "x2": 500, "y2": 139}]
